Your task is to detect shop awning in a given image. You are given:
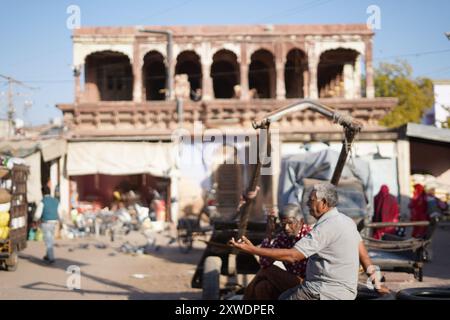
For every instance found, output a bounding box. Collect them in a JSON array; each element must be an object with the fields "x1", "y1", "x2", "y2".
[
  {"x1": 40, "y1": 139, "x2": 67, "y2": 162},
  {"x1": 0, "y1": 138, "x2": 67, "y2": 160},
  {"x1": 0, "y1": 138, "x2": 67, "y2": 203},
  {"x1": 67, "y1": 141, "x2": 176, "y2": 177}
]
